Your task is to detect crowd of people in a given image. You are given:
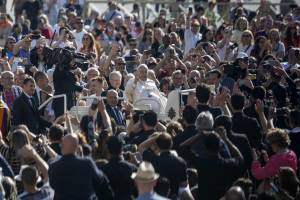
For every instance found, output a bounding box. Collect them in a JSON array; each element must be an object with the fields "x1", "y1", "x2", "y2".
[{"x1": 0, "y1": 0, "x2": 299, "y2": 199}]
